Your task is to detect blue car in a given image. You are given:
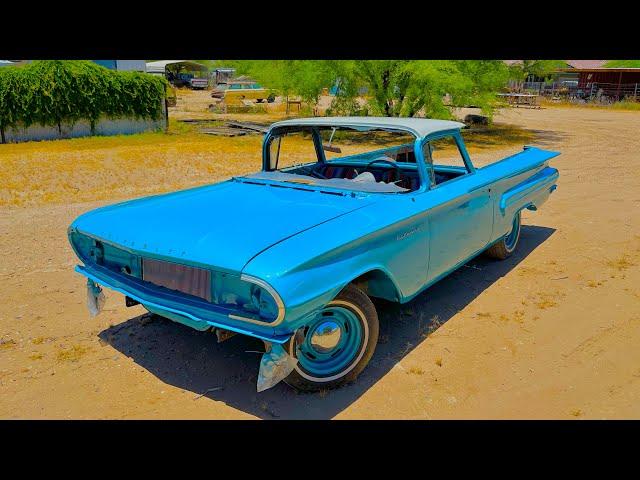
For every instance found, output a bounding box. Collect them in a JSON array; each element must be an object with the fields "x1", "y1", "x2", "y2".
[{"x1": 69, "y1": 117, "x2": 559, "y2": 392}]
